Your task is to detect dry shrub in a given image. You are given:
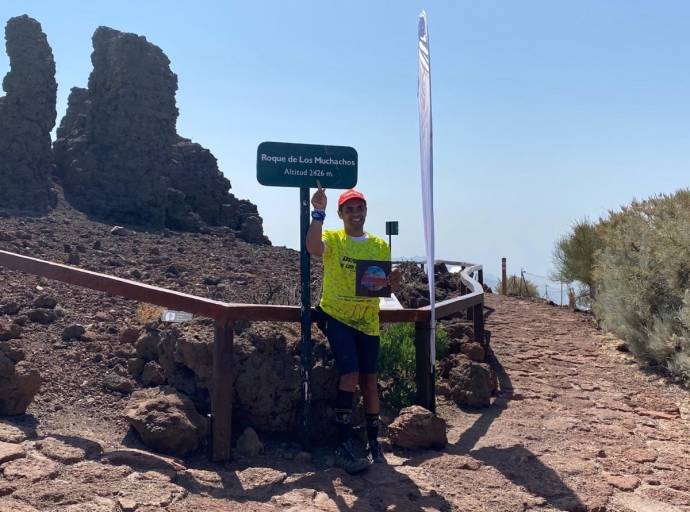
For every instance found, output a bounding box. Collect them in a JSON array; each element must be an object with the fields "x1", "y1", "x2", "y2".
[
  {"x1": 496, "y1": 274, "x2": 540, "y2": 299},
  {"x1": 136, "y1": 303, "x2": 164, "y2": 324},
  {"x1": 594, "y1": 189, "x2": 690, "y2": 382}
]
